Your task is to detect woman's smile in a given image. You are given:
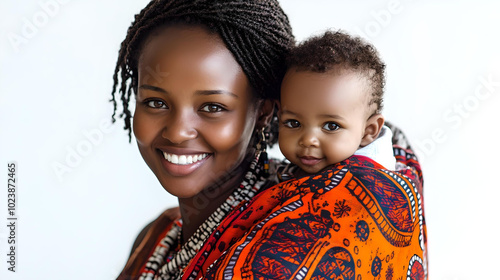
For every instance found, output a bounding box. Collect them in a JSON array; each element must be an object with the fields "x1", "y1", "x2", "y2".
[
  {"x1": 158, "y1": 148, "x2": 212, "y2": 176},
  {"x1": 163, "y1": 152, "x2": 209, "y2": 165}
]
